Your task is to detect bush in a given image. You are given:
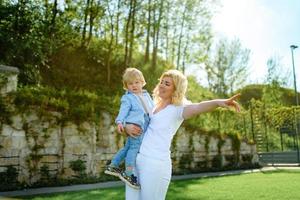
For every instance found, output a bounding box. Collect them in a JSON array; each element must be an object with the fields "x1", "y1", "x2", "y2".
[
  {"x1": 13, "y1": 86, "x2": 120, "y2": 124},
  {"x1": 69, "y1": 159, "x2": 86, "y2": 178},
  {"x1": 0, "y1": 166, "x2": 19, "y2": 191}
]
